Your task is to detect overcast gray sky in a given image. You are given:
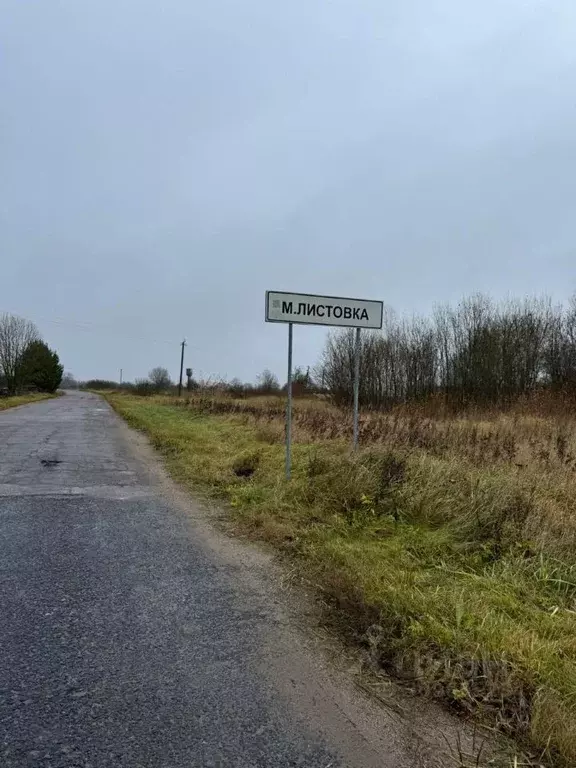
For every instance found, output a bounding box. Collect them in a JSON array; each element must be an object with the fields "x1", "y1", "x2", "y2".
[{"x1": 2, "y1": 0, "x2": 576, "y2": 383}]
